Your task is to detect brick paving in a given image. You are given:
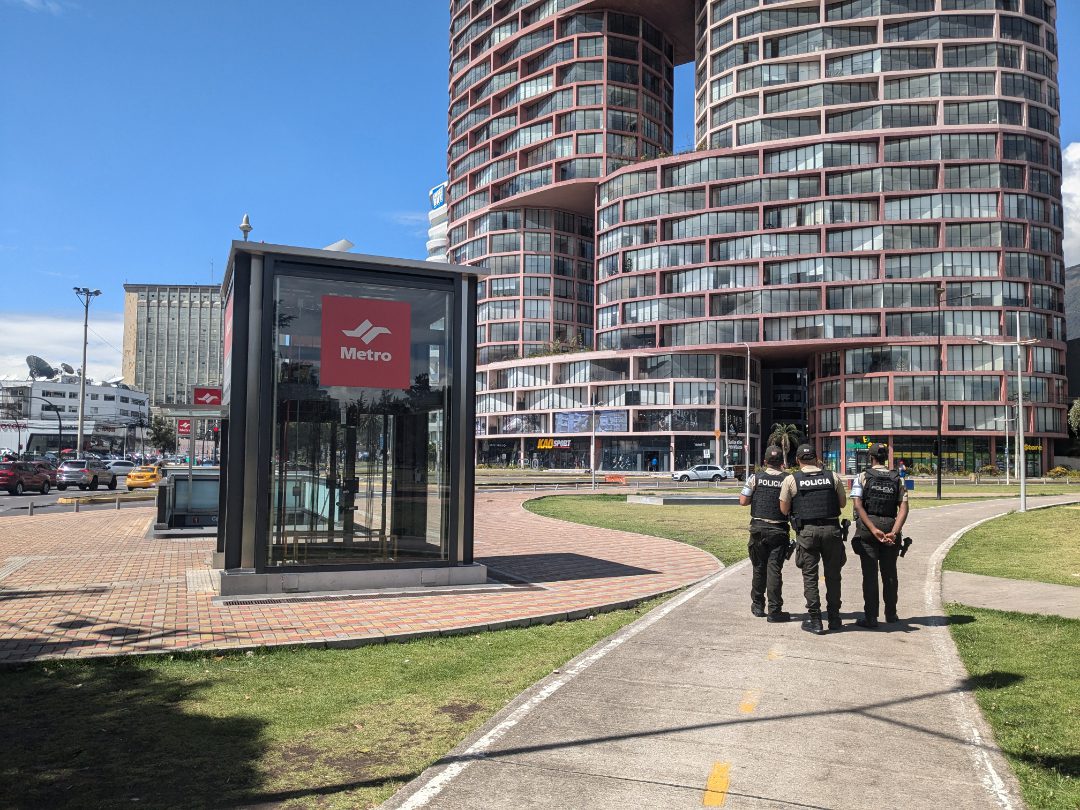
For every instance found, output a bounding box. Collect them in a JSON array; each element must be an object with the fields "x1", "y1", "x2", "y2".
[{"x1": 0, "y1": 491, "x2": 720, "y2": 663}]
